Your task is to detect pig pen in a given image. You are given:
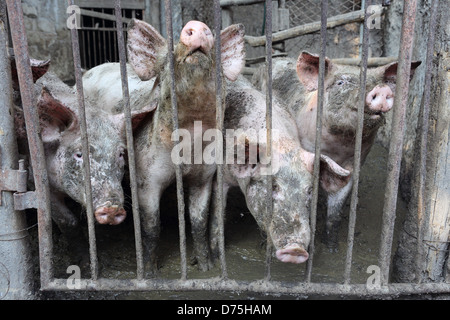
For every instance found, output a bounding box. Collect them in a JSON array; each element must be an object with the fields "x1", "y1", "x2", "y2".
[{"x1": 1, "y1": 0, "x2": 449, "y2": 300}]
